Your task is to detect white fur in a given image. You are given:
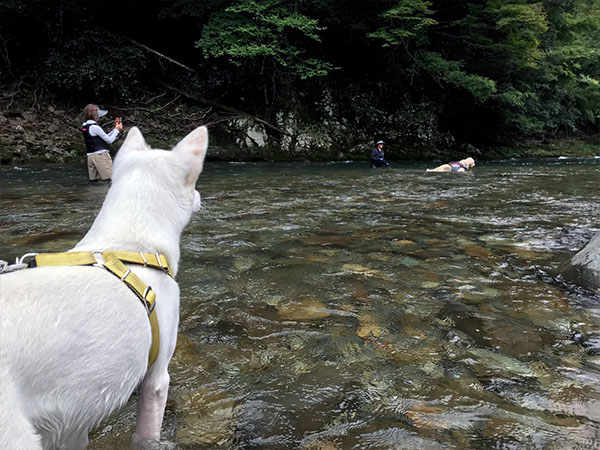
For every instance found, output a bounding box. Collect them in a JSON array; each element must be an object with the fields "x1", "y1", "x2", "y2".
[{"x1": 0, "y1": 126, "x2": 208, "y2": 449}]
